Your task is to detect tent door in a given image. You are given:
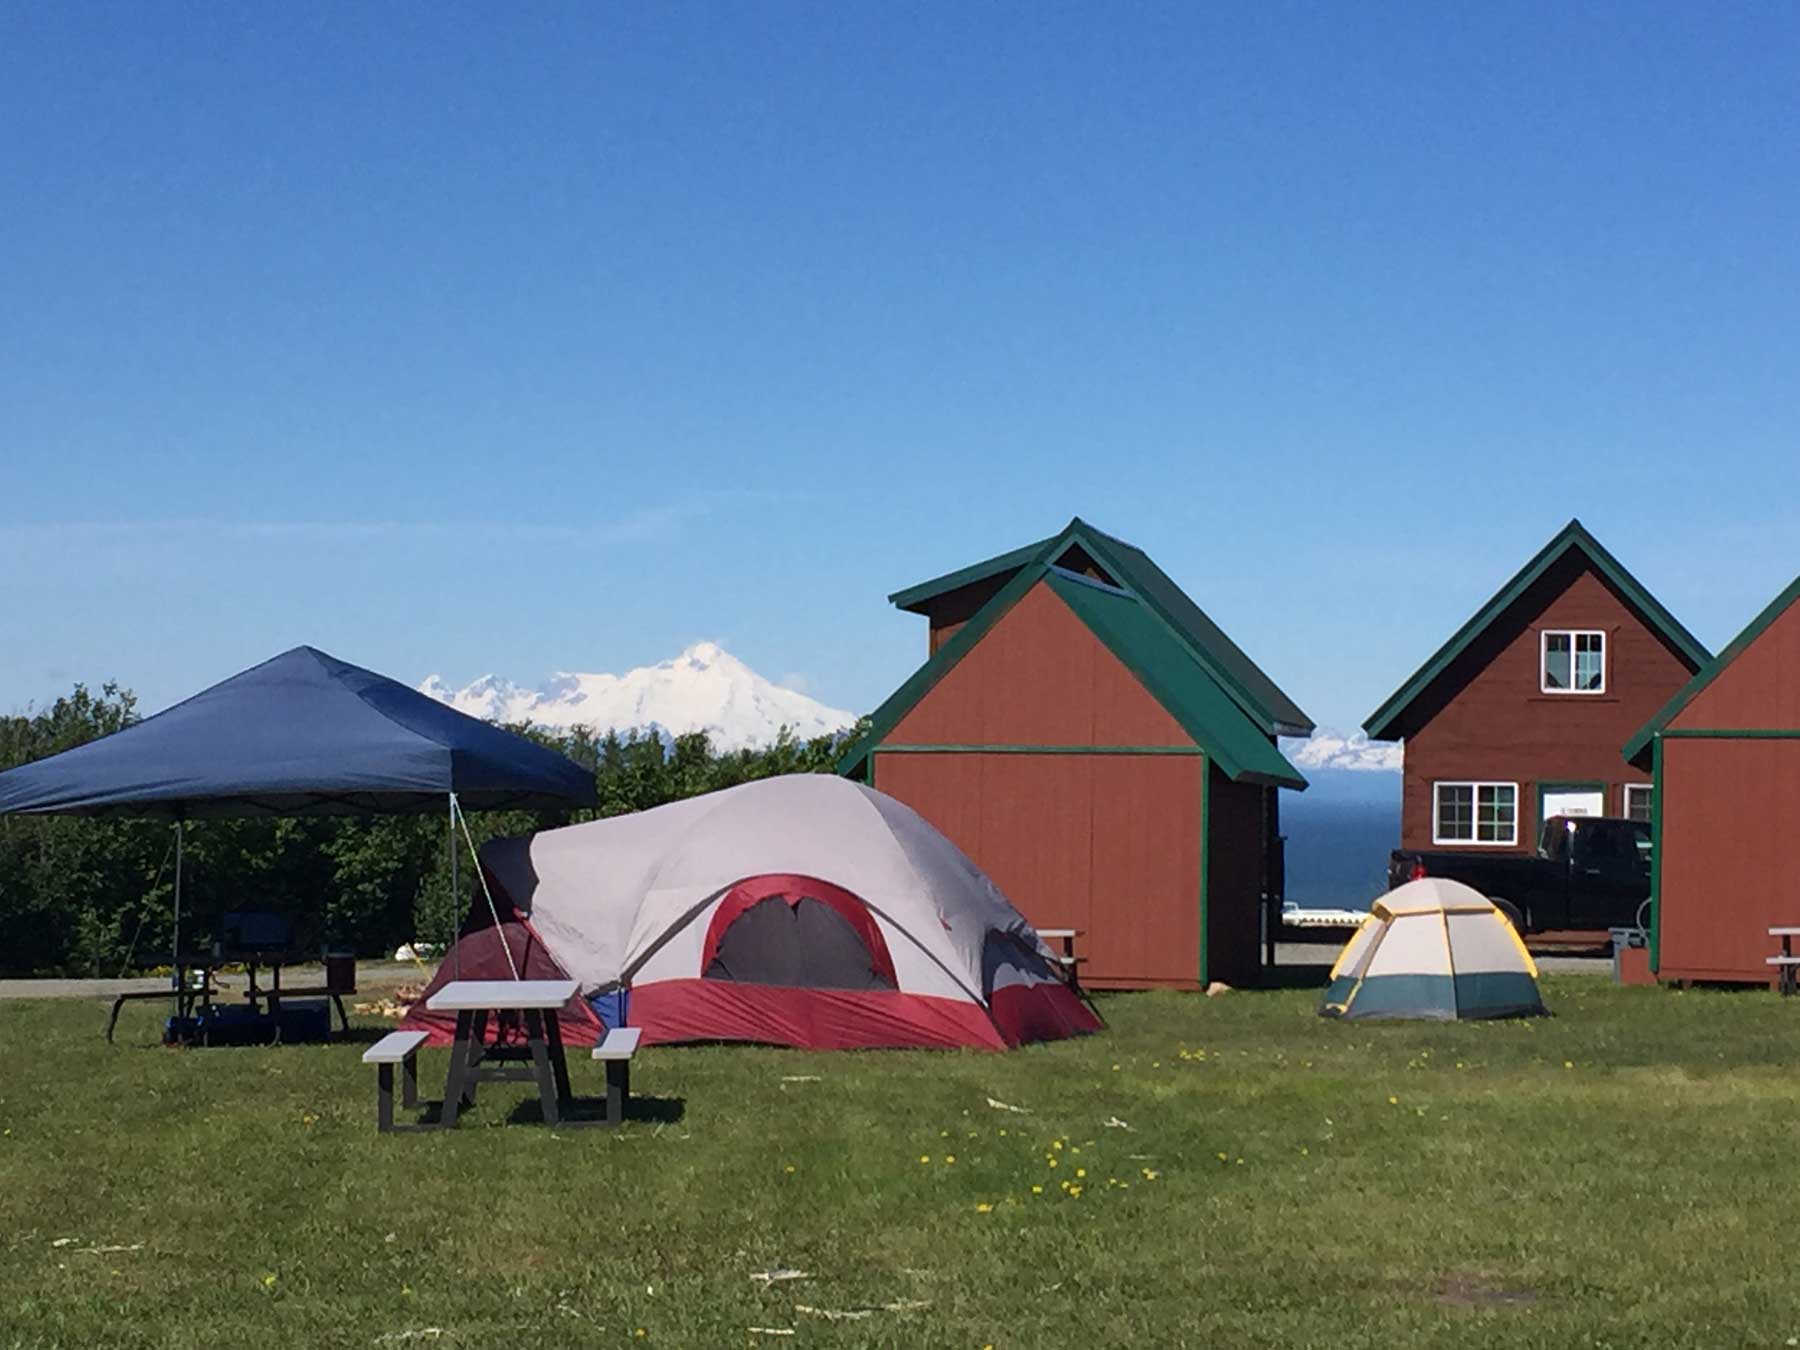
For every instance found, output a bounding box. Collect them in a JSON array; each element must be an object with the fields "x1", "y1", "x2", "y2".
[{"x1": 703, "y1": 896, "x2": 897, "y2": 991}]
